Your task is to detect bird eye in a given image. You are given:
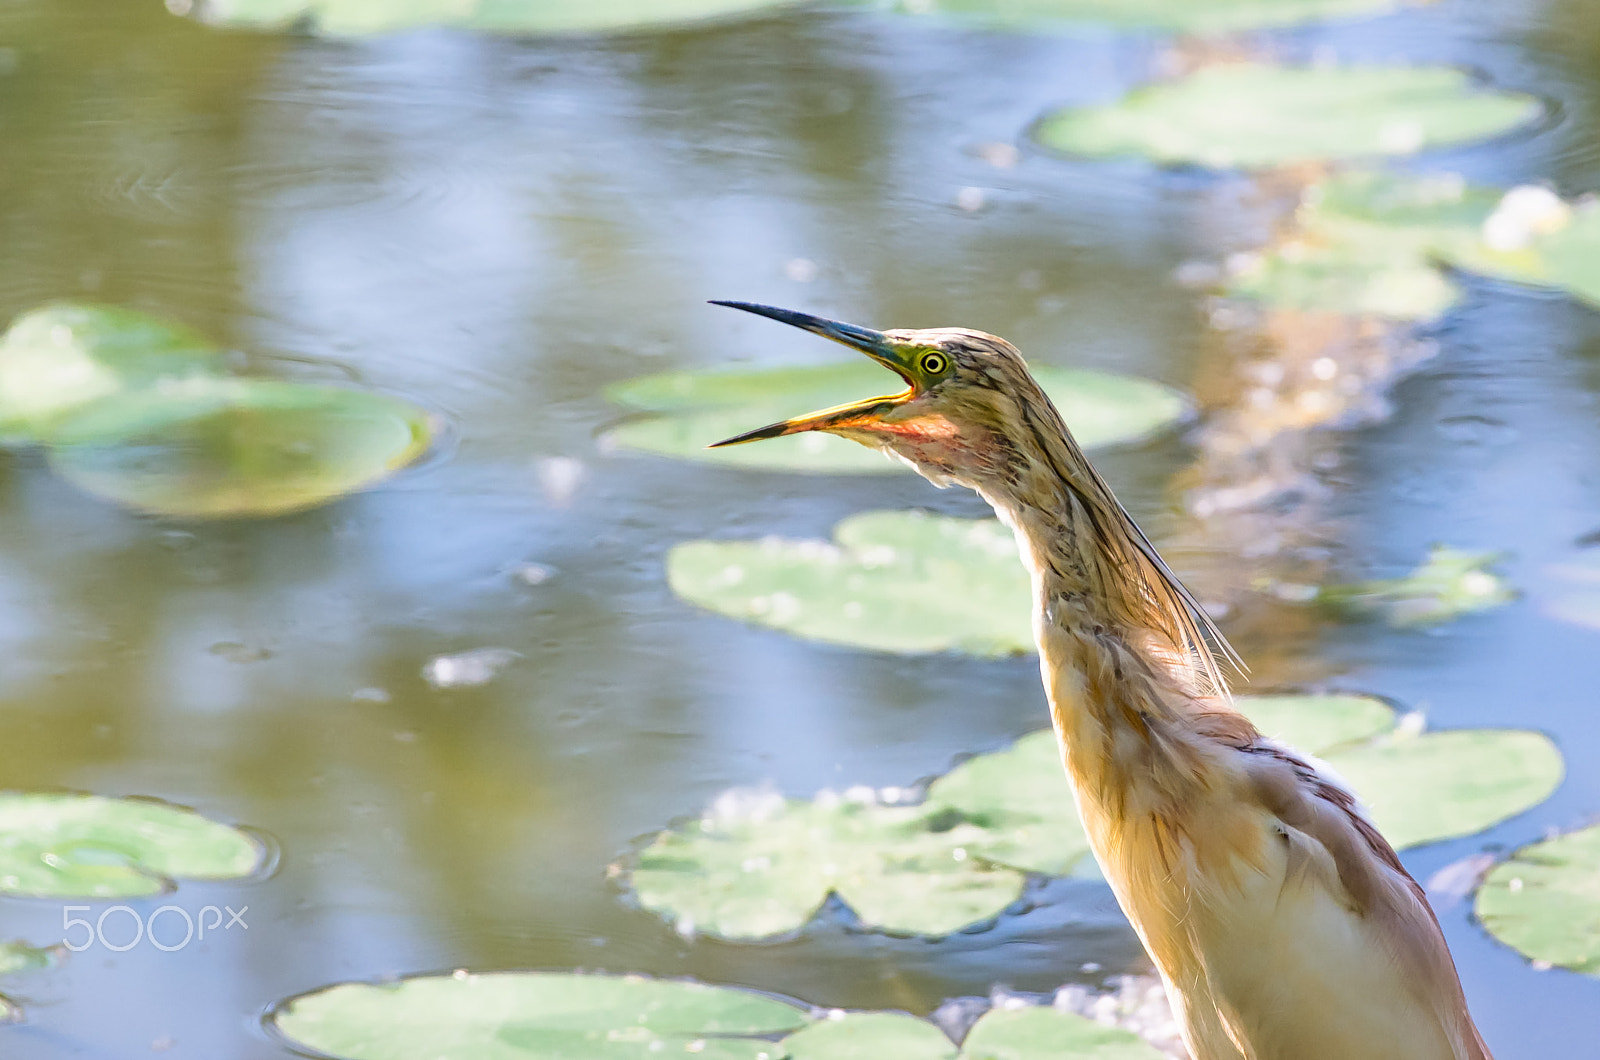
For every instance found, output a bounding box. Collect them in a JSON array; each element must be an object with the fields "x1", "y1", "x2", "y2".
[{"x1": 919, "y1": 352, "x2": 948, "y2": 375}]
